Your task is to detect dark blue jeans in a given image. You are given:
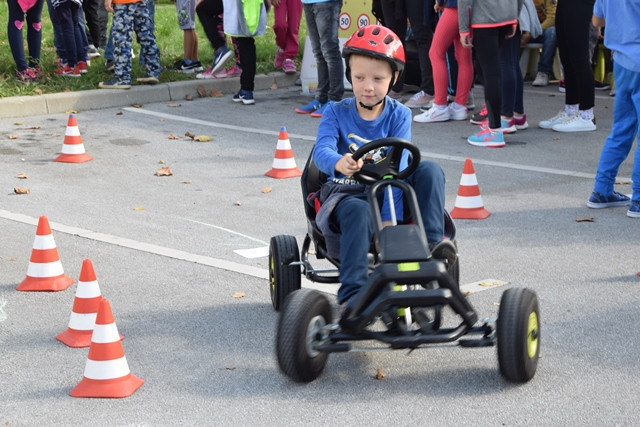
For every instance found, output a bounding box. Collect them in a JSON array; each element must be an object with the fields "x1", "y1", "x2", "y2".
[
  {"x1": 46, "y1": 0, "x2": 88, "y2": 62},
  {"x1": 532, "y1": 26, "x2": 557, "y2": 74},
  {"x1": 7, "y1": 0, "x2": 44, "y2": 71},
  {"x1": 500, "y1": 28, "x2": 524, "y2": 116},
  {"x1": 303, "y1": 0, "x2": 344, "y2": 103},
  {"x1": 54, "y1": 2, "x2": 85, "y2": 67},
  {"x1": 331, "y1": 161, "x2": 446, "y2": 304}
]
